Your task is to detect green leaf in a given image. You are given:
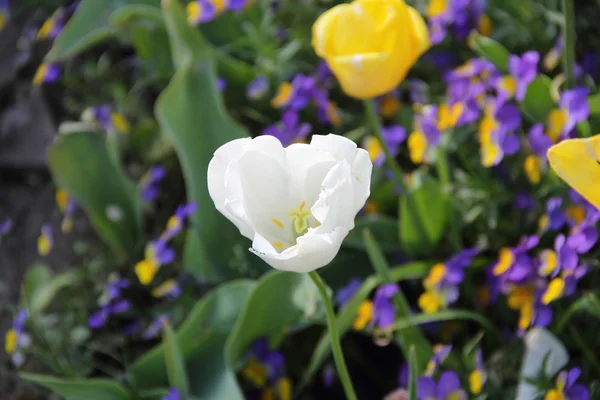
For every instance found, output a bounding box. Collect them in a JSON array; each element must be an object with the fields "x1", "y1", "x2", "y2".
[
  {"x1": 130, "y1": 280, "x2": 254, "y2": 399},
  {"x1": 391, "y1": 310, "x2": 503, "y2": 343},
  {"x1": 363, "y1": 229, "x2": 432, "y2": 371},
  {"x1": 157, "y1": 0, "x2": 251, "y2": 281},
  {"x1": 20, "y1": 374, "x2": 130, "y2": 400},
  {"x1": 588, "y1": 93, "x2": 600, "y2": 115},
  {"x1": 47, "y1": 0, "x2": 160, "y2": 61},
  {"x1": 299, "y1": 261, "x2": 430, "y2": 390},
  {"x1": 521, "y1": 75, "x2": 555, "y2": 122},
  {"x1": 226, "y1": 271, "x2": 312, "y2": 366},
  {"x1": 344, "y1": 216, "x2": 399, "y2": 253},
  {"x1": 23, "y1": 265, "x2": 52, "y2": 306},
  {"x1": 408, "y1": 346, "x2": 418, "y2": 400},
  {"x1": 27, "y1": 270, "x2": 79, "y2": 315},
  {"x1": 469, "y1": 32, "x2": 510, "y2": 72},
  {"x1": 48, "y1": 127, "x2": 142, "y2": 258},
  {"x1": 399, "y1": 176, "x2": 448, "y2": 256},
  {"x1": 162, "y1": 322, "x2": 190, "y2": 396},
  {"x1": 556, "y1": 292, "x2": 600, "y2": 333}
]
